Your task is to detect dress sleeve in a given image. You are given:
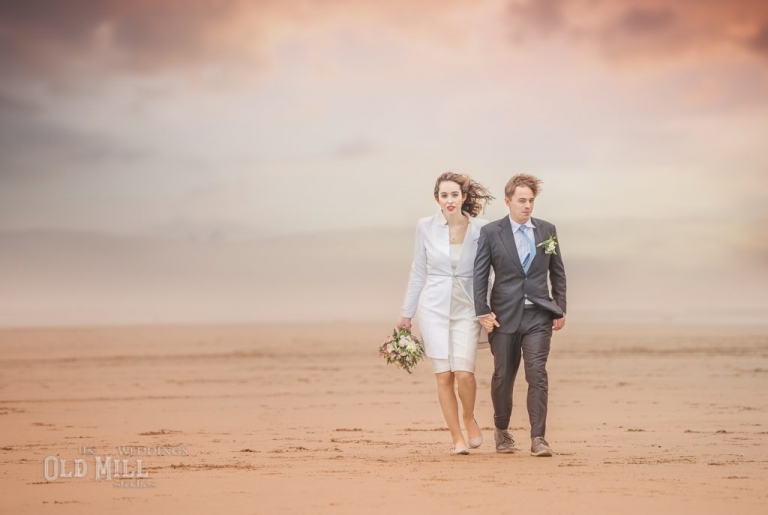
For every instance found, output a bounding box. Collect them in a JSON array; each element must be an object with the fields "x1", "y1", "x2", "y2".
[{"x1": 401, "y1": 220, "x2": 427, "y2": 318}]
